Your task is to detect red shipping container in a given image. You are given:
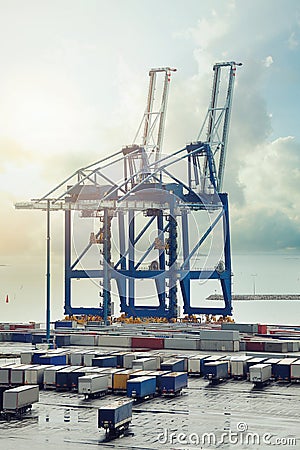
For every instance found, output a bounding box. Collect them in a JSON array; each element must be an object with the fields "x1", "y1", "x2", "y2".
[
  {"x1": 258, "y1": 324, "x2": 267, "y2": 334},
  {"x1": 131, "y1": 337, "x2": 164, "y2": 350},
  {"x1": 245, "y1": 341, "x2": 265, "y2": 352}
]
